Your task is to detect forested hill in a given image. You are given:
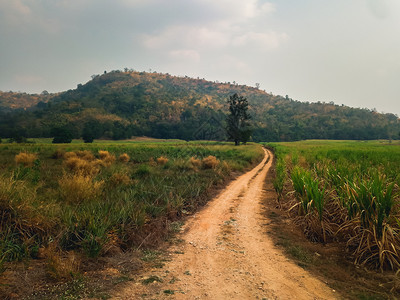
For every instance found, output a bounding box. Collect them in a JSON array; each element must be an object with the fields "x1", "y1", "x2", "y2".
[
  {"x1": 0, "y1": 70, "x2": 399, "y2": 142},
  {"x1": 0, "y1": 91, "x2": 56, "y2": 113}
]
